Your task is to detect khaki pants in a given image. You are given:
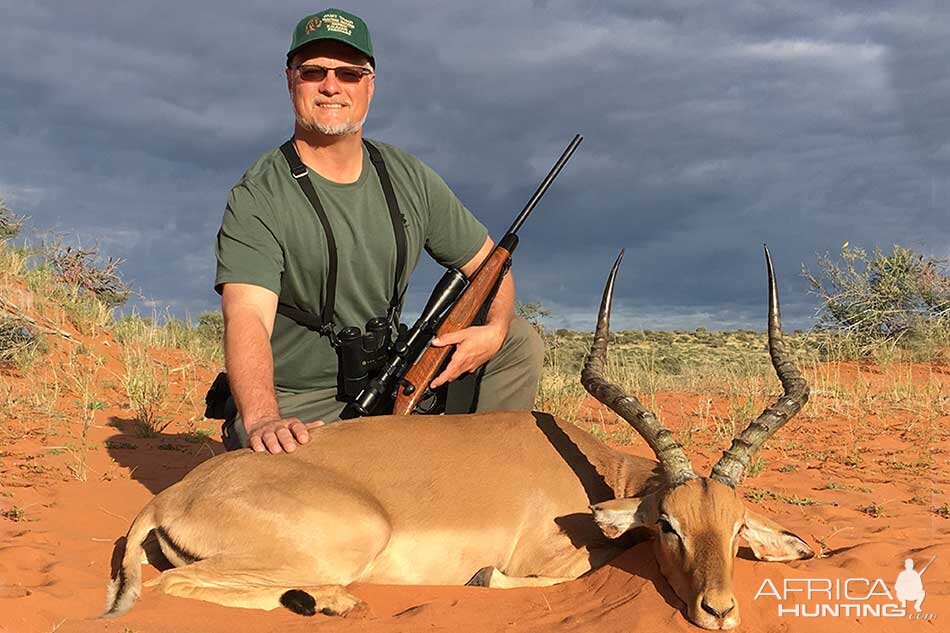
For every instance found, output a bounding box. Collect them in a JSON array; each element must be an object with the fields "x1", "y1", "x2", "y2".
[{"x1": 221, "y1": 315, "x2": 544, "y2": 451}]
